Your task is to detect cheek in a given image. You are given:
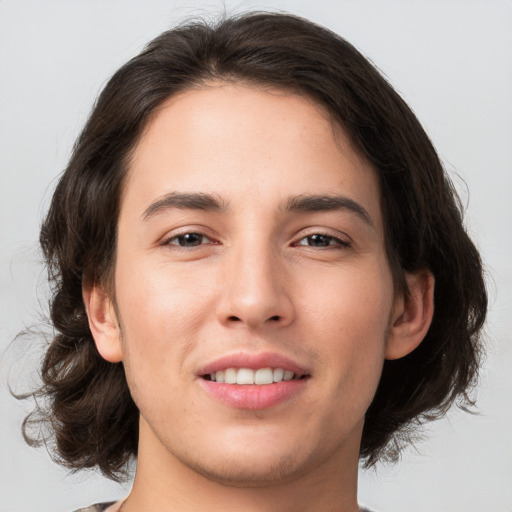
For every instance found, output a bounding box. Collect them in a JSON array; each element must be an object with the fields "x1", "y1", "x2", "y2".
[
  {"x1": 113, "y1": 258, "x2": 215, "y2": 381},
  {"x1": 117, "y1": 256, "x2": 212, "y2": 327},
  {"x1": 301, "y1": 260, "x2": 393, "y2": 334},
  {"x1": 300, "y1": 263, "x2": 392, "y2": 390}
]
